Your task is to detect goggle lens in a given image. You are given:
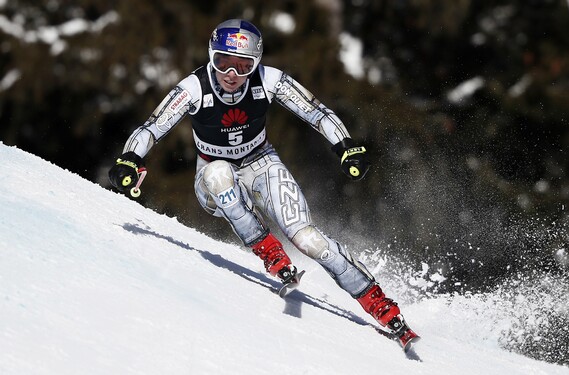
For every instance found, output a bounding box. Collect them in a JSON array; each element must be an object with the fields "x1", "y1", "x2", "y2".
[{"x1": 212, "y1": 52, "x2": 255, "y2": 76}]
